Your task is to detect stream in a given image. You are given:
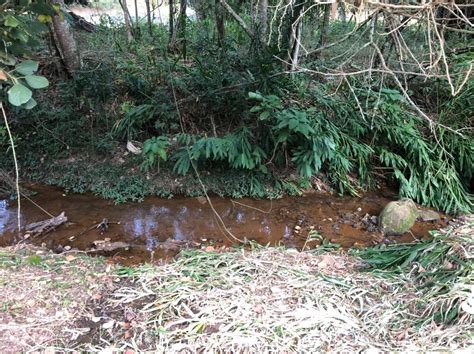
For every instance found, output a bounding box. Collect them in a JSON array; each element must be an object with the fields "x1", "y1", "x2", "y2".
[{"x1": 0, "y1": 185, "x2": 447, "y2": 265}]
